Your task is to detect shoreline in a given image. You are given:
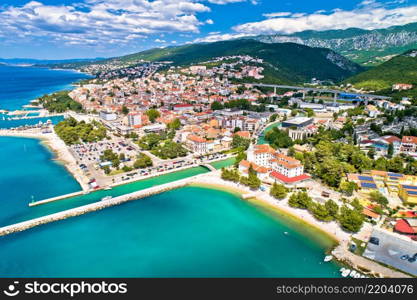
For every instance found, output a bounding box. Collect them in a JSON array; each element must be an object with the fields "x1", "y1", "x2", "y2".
[
  {"x1": 188, "y1": 175, "x2": 412, "y2": 278},
  {"x1": 189, "y1": 180, "x2": 340, "y2": 246},
  {"x1": 0, "y1": 130, "x2": 90, "y2": 191}
]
